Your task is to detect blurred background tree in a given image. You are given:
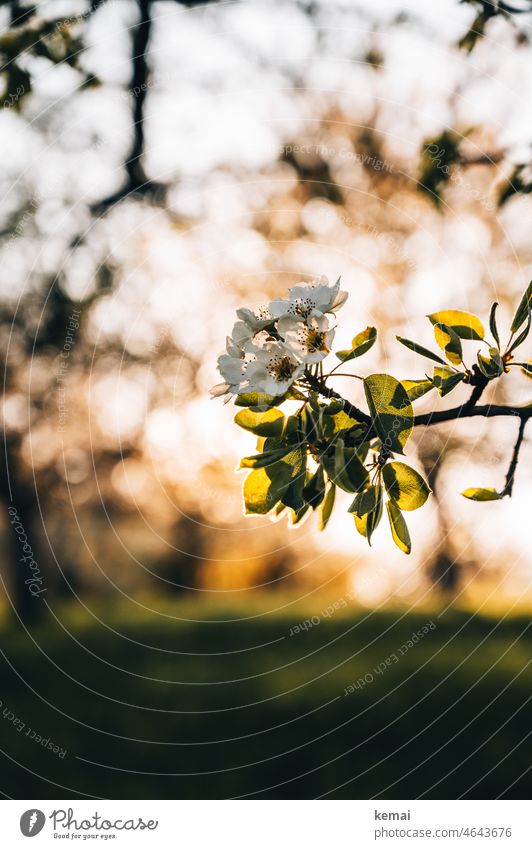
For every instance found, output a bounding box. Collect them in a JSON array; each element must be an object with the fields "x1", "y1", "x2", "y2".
[{"x1": 1, "y1": 0, "x2": 531, "y2": 627}]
